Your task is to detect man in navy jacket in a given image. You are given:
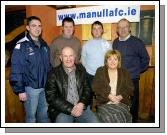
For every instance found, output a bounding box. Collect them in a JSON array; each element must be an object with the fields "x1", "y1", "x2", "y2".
[
  {"x1": 10, "y1": 16, "x2": 51, "y2": 123},
  {"x1": 113, "y1": 18, "x2": 150, "y2": 123}
]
